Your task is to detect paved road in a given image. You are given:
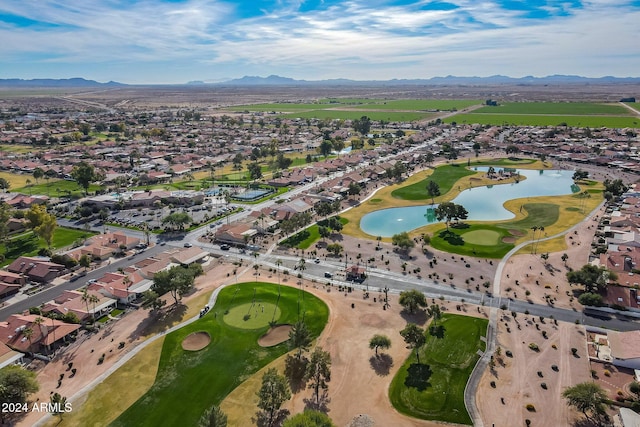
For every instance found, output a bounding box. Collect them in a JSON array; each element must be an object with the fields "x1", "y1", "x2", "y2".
[{"x1": 0, "y1": 243, "x2": 172, "y2": 321}]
